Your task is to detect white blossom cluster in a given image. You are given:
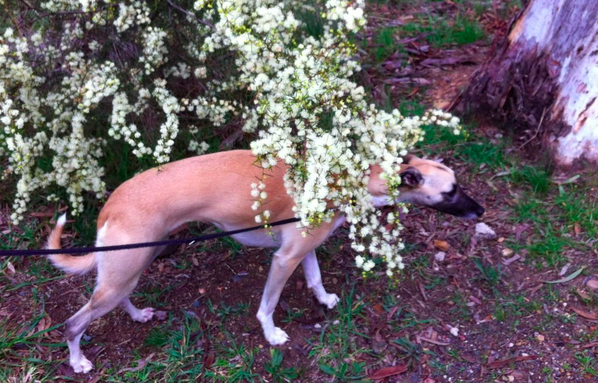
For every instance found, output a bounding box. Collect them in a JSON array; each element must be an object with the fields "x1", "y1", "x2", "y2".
[
  {"x1": 114, "y1": 1, "x2": 151, "y2": 33},
  {"x1": 140, "y1": 27, "x2": 169, "y2": 75},
  {"x1": 197, "y1": 1, "x2": 459, "y2": 275},
  {"x1": 41, "y1": 0, "x2": 98, "y2": 13},
  {"x1": 1, "y1": 0, "x2": 463, "y2": 275},
  {"x1": 324, "y1": 0, "x2": 366, "y2": 32},
  {"x1": 109, "y1": 92, "x2": 151, "y2": 157},
  {"x1": 198, "y1": 0, "x2": 462, "y2": 274},
  {"x1": 188, "y1": 138, "x2": 210, "y2": 155},
  {"x1": 152, "y1": 80, "x2": 180, "y2": 163}
]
